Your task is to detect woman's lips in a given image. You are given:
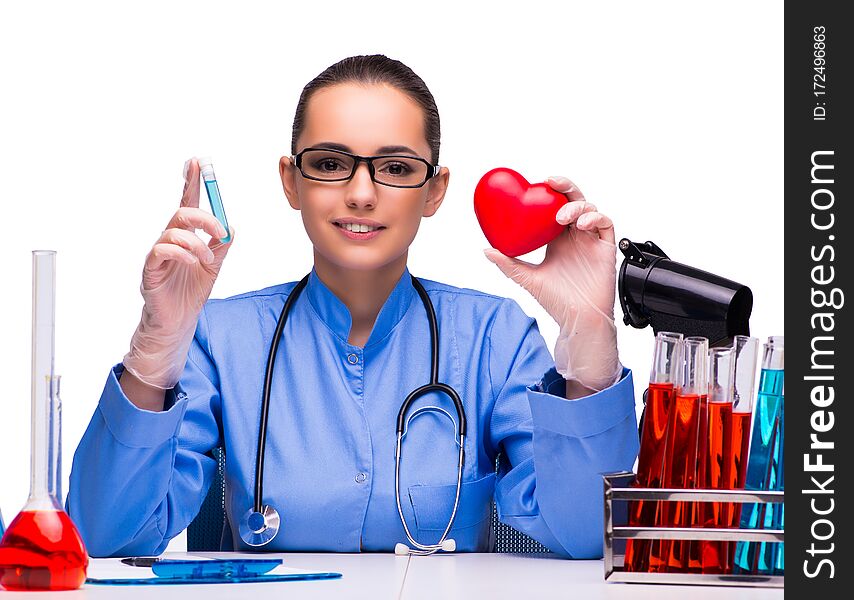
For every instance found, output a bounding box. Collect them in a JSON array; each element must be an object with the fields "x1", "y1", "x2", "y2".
[{"x1": 333, "y1": 222, "x2": 385, "y2": 240}]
